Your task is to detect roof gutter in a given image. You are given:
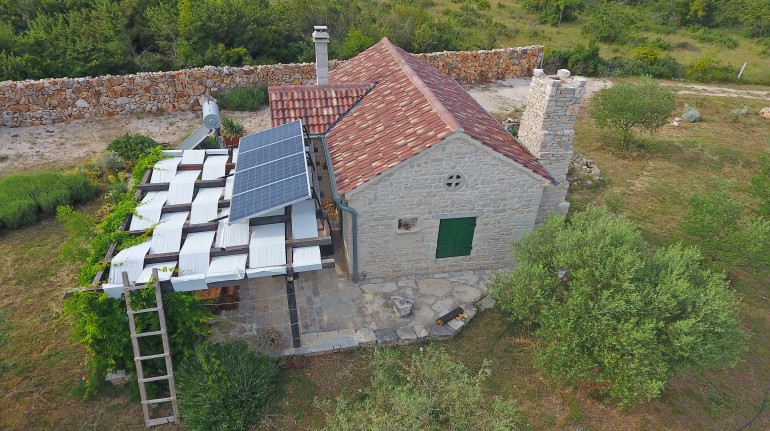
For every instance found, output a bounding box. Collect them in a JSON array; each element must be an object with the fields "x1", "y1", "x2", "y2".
[{"x1": 321, "y1": 135, "x2": 360, "y2": 283}]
